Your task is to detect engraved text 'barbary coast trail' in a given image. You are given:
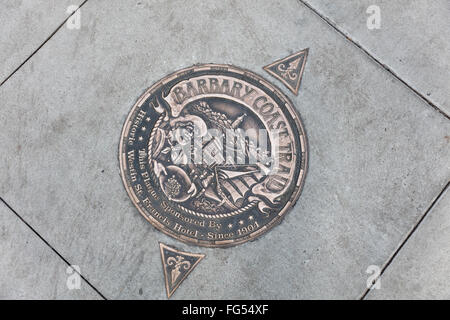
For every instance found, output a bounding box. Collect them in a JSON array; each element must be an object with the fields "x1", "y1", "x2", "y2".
[{"x1": 119, "y1": 64, "x2": 307, "y2": 247}]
